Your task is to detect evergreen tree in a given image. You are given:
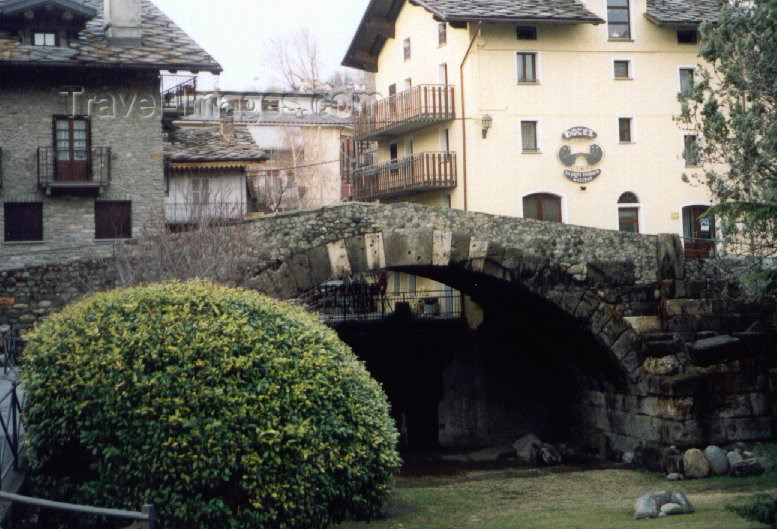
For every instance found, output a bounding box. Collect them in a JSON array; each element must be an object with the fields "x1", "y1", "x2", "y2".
[{"x1": 678, "y1": 0, "x2": 777, "y2": 296}]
